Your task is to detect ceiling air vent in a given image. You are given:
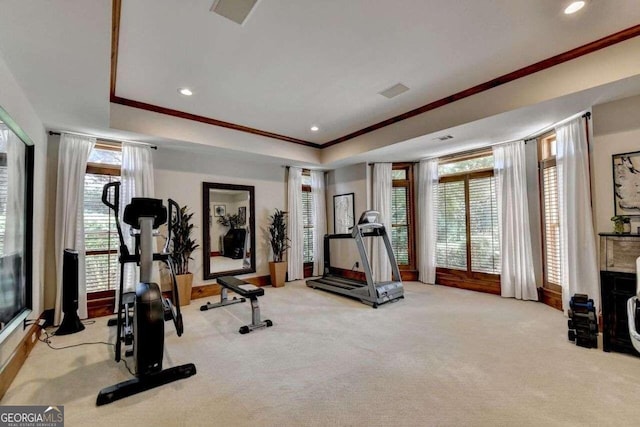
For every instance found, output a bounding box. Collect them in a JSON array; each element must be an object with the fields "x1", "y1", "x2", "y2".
[
  {"x1": 379, "y1": 83, "x2": 409, "y2": 99},
  {"x1": 435, "y1": 135, "x2": 454, "y2": 141},
  {"x1": 210, "y1": 0, "x2": 259, "y2": 25}
]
